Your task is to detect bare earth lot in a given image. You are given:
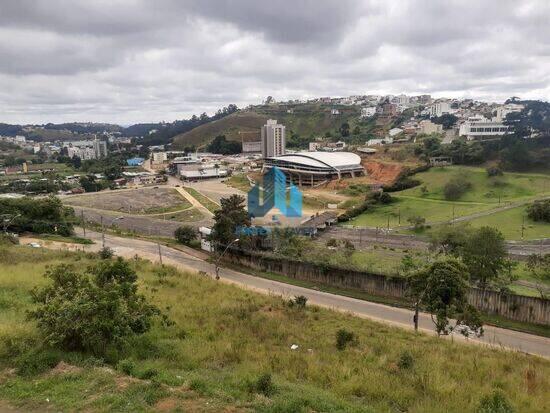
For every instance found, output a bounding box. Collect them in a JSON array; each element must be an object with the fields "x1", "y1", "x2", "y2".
[{"x1": 64, "y1": 187, "x2": 191, "y2": 214}]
